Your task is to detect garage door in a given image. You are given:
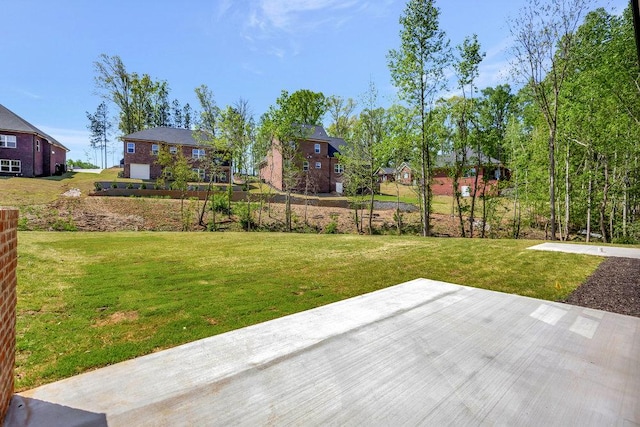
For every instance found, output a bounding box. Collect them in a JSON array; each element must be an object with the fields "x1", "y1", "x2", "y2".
[{"x1": 130, "y1": 163, "x2": 150, "y2": 180}]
